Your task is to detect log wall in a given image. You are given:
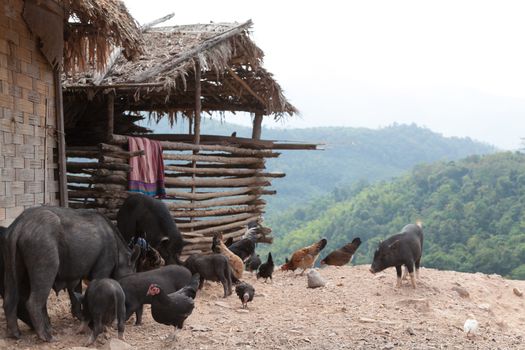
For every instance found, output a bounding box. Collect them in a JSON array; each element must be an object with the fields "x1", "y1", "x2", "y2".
[{"x1": 66, "y1": 136, "x2": 279, "y2": 256}]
